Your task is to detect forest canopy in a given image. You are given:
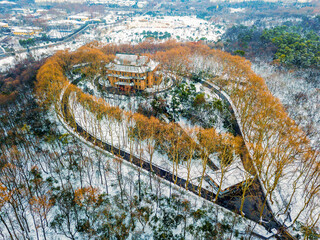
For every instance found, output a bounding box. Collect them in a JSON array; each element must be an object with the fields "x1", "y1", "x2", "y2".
[
  {"x1": 261, "y1": 25, "x2": 320, "y2": 67},
  {"x1": 0, "y1": 40, "x2": 318, "y2": 239},
  {"x1": 222, "y1": 16, "x2": 320, "y2": 68}
]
